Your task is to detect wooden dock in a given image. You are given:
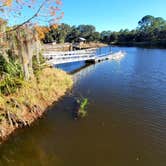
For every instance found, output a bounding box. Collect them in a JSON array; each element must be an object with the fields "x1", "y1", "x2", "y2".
[{"x1": 43, "y1": 48, "x2": 125, "y2": 65}]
